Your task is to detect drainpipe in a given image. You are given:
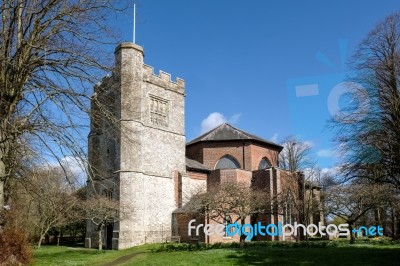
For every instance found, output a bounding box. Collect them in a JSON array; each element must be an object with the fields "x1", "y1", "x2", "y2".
[{"x1": 242, "y1": 140, "x2": 246, "y2": 170}]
